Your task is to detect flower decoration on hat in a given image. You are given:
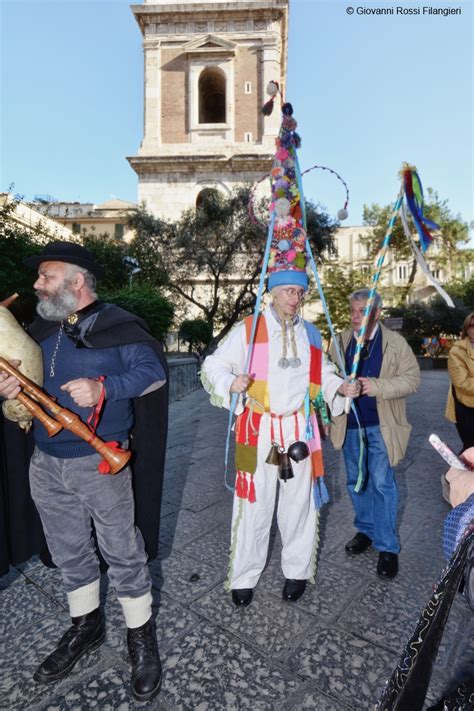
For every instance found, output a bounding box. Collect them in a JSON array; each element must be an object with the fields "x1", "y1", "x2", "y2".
[{"x1": 262, "y1": 90, "x2": 309, "y2": 291}]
